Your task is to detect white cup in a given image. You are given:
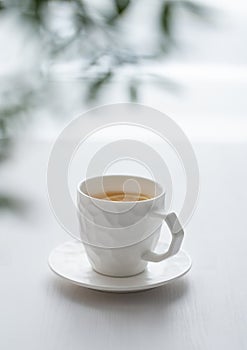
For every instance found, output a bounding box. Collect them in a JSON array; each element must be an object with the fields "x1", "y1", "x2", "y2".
[{"x1": 77, "y1": 175, "x2": 184, "y2": 277}]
